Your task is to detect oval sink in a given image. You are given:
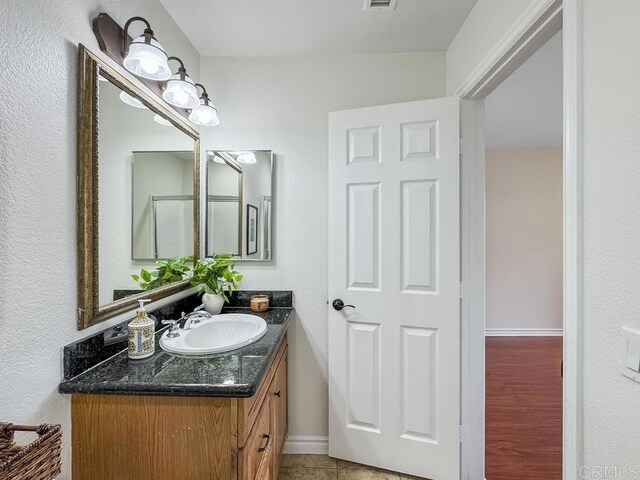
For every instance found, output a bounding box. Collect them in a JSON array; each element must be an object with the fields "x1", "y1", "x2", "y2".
[{"x1": 160, "y1": 313, "x2": 268, "y2": 355}]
